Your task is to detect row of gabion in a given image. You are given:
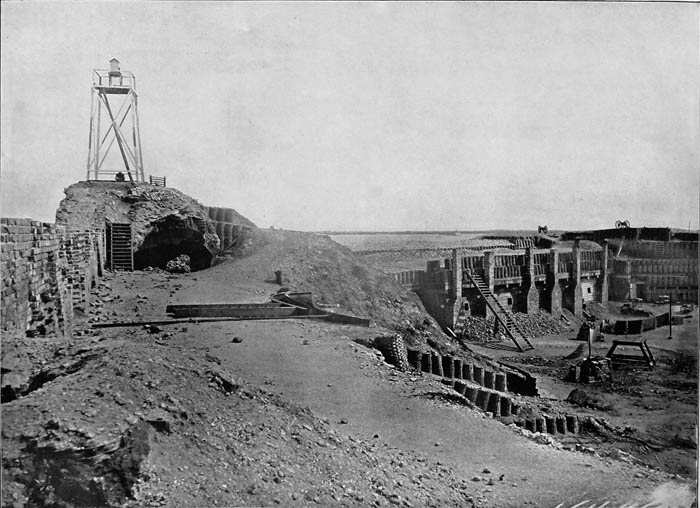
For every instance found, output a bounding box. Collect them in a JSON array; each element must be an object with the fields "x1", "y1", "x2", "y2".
[
  {"x1": 406, "y1": 348, "x2": 581, "y2": 435},
  {"x1": 406, "y1": 348, "x2": 508, "y2": 392},
  {"x1": 516, "y1": 414, "x2": 580, "y2": 435},
  {"x1": 453, "y1": 380, "x2": 581, "y2": 435}
]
